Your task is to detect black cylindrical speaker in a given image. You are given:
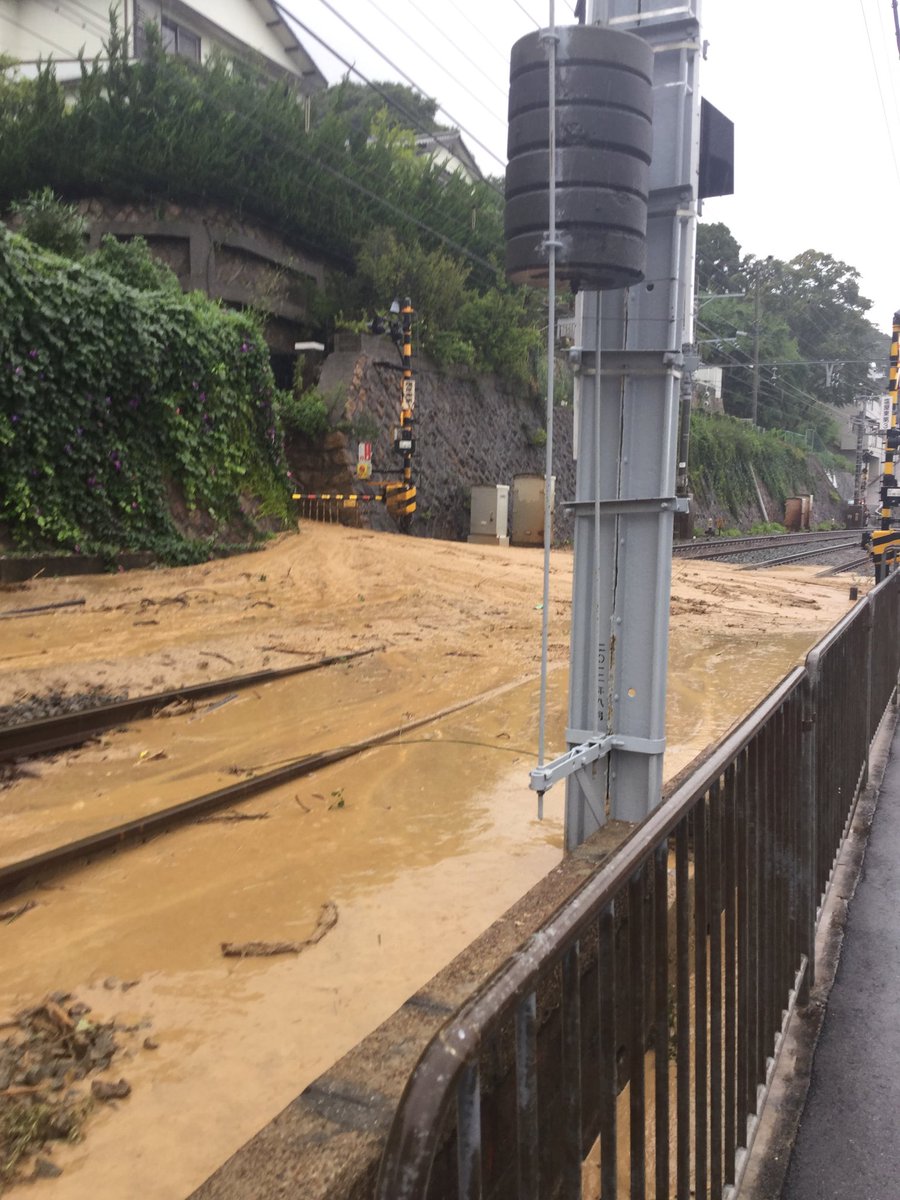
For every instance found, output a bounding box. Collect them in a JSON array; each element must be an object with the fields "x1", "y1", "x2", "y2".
[{"x1": 505, "y1": 24, "x2": 653, "y2": 292}]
